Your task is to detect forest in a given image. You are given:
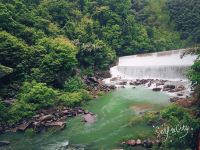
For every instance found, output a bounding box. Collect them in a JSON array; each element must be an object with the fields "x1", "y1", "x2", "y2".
[{"x1": 0, "y1": 0, "x2": 200, "y2": 149}]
